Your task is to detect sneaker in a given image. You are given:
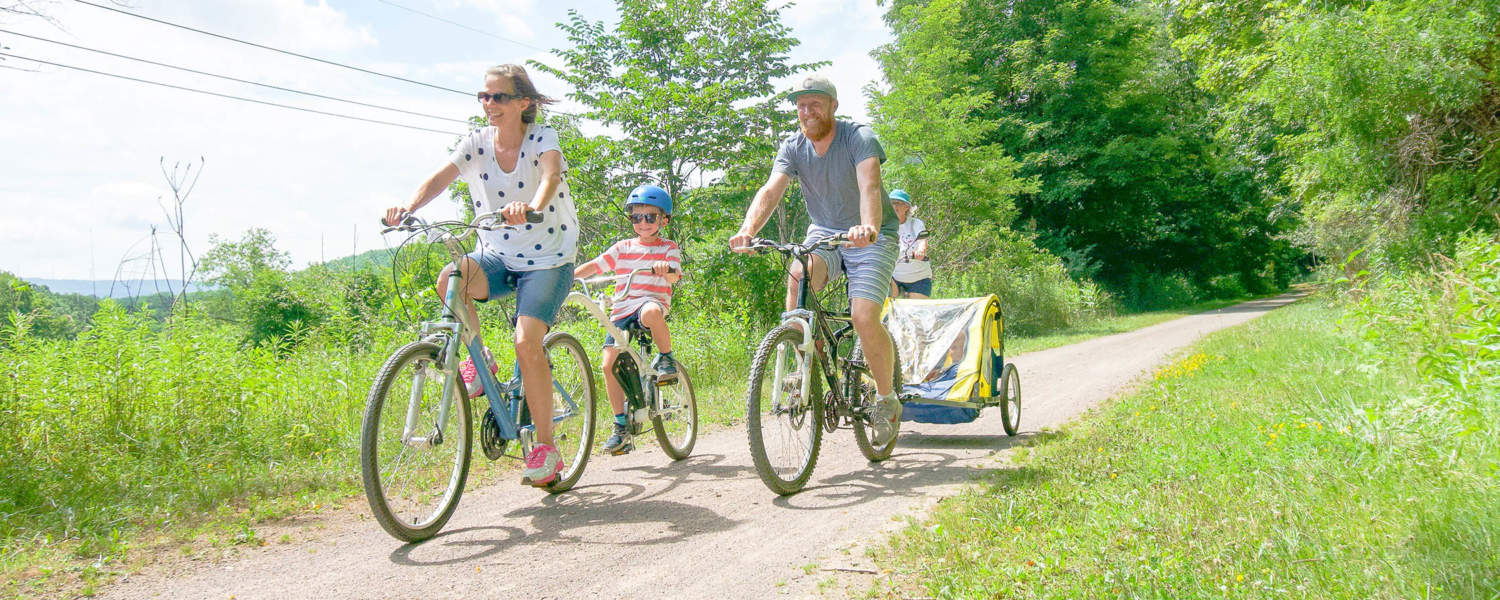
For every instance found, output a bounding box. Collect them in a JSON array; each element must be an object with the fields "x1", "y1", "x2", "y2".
[
  {"x1": 459, "y1": 349, "x2": 498, "y2": 398},
  {"x1": 519, "y1": 443, "x2": 564, "y2": 486},
  {"x1": 601, "y1": 422, "x2": 634, "y2": 455},
  {"x1": 652, "y1": 353, "x2": 678, "y2": 382},
  {"x1": 869, "y1": 393, "x2": 902, "y2": 446}
]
